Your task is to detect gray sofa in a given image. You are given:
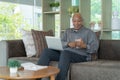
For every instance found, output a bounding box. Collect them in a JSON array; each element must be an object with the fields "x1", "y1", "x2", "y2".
[{"x1": 0, "y1": 39, "x2": 120, "y2": 80}]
